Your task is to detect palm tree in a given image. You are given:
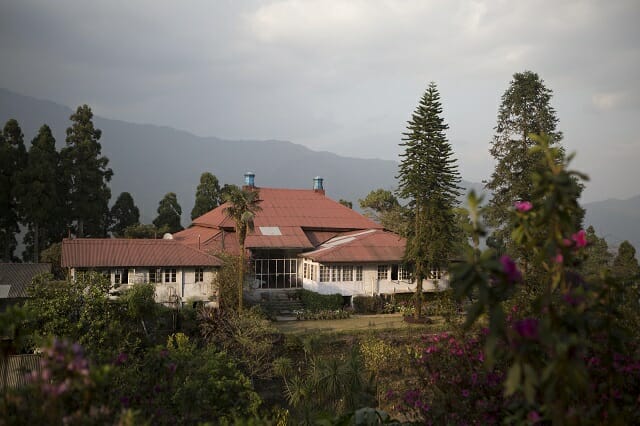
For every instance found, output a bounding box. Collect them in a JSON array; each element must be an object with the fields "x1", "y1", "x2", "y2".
[{"x1": 223, "y1": 188, "x2": 262, "y2": 312}]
